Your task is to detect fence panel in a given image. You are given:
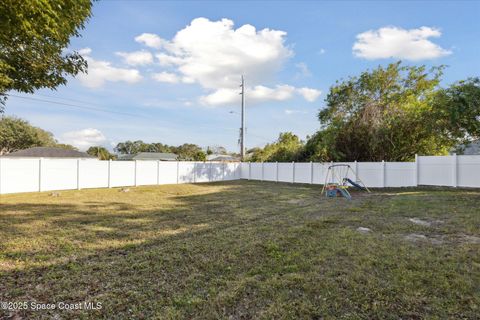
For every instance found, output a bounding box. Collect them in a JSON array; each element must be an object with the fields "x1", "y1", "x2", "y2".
[
  {"x1": 357, "y1": 162, "x2": 384, "y2": 188},
  {"x1": 312, "y1": 163, "x2": 328, "y2": 184},
  {"x1": 457, "y1": 155, "x2": 480, "y2": 187},
  {"x1": 240, "y1": 162, "x2": 250, "y2": 179},
  {"x1": 277, "y1": 162, "x2": 293, "y2": 182},
  {"x1": 80, "y1": 160, "x2": 109, "y2": 189},
  {"x1": 42, "y1": 159, "x2": 78, "y2": 191},
  {"x1": 110, "y1": 161, "x2": 135, "y2": 187},
  {"x1": 294, "y1": 162, "x2": 311, "y2": 183},
  {"x1": 136, "y1": 161, "x2": 158, "y2": 186},
  {"x1": 263, "y1": 163, "x2": 277, "y2": 181},
  {"x1": 250, "y1": 163, "x2": 263, "y2": 180},
  {"x1": 418, "y1": 156, "x2": 453, "y2": 186},
  {"x1": 0, "y1": 159, "x2": 40, "y2": 194},
  {"x1": 210, "y1": 163, "x2": 224, "y2": 181},
  {"x1": 194, "y1": 162, "x2": 210, "y2": 182},
  {"x1": 158, "y1": 161, "x2": 179, "y2": 184},
  {"x1": 225, "y1": 163, "x2": 240, "y2": 180},
  {"x1": 385, "y1": 162, "x2": 415, "y2": 187},
  {"x1": 178, "y1": 162, "x2": 195, "y2": 183}
]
